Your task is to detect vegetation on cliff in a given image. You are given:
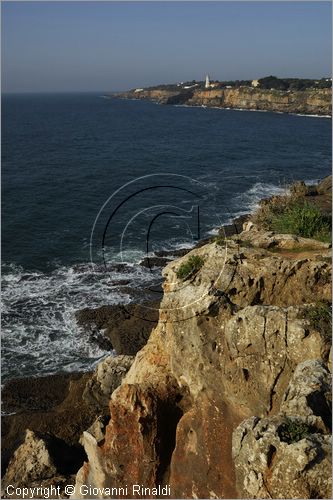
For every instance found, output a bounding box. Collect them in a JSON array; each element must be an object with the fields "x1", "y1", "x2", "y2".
[
  {"x1": 253, "y1": 180, "x2": 332, "y2": 242},
  {"x1": 302, "y1": 301, "x2": 332, "y2": 341},
  {"x1": 176, "y1": 255, "x2": 204, "y2": 281},
  {"x1": 134, "y1": 76, "x2": 332, "y2": 92}
]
